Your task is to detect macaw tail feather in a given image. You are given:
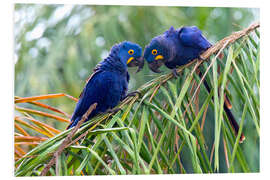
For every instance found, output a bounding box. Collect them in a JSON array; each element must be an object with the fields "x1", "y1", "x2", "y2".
[
  {"x1": 198, "y1": 70, "x2": 245, "y2": 143},
  {"x1": 66, "y1": 116, "x2": 82, "y2": 130}
]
